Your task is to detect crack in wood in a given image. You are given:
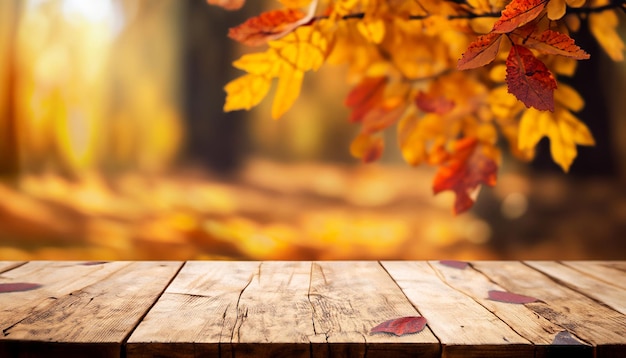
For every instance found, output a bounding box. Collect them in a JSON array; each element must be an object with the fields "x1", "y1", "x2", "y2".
[
  {"x1": 2, "y1": 316, "x2": 28, "y2": 337},
  {"x1": 229, "y1": 263, "x2": 258, "y2": 346},
  {"x1": 307, "y1": 262, "x2": 320, "y2": 337}
]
